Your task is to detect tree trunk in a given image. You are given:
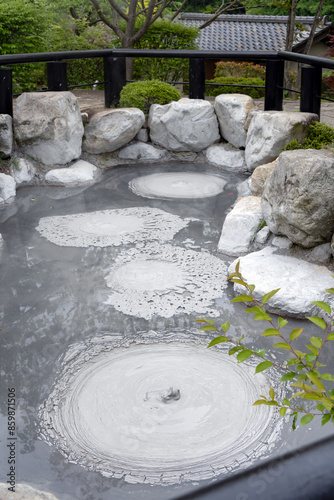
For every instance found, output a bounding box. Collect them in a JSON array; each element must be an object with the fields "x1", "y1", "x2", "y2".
[{"x1": 284, "y1": 0, "x2": 299, "y2": 99}]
